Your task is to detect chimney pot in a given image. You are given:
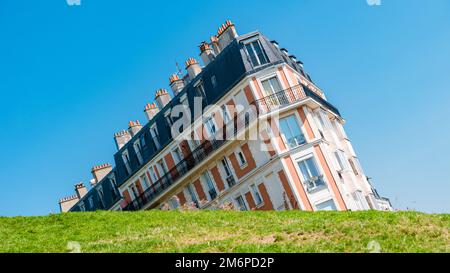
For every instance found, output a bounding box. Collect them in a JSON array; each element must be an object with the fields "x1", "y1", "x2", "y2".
[
  {"x1": 155, "y1": 88, "x2": 171, "y2": 109},
  {"x1": 91, "y1": 163, "x2": 113, "y2": 183},
  {"x1": 144, "y1": 102, "x2": 159, "y2": 121},
  {"x1": 217, "y1": 20, "x2": 238, "y2": 50},
  {"x1": 74, "y1": 182, "x2": 88, "y2": 199},
  {"x1": 169, "y1": 74, "x2": 185, "y2": 96},
  {"x1": 185, "y1": 58, "x2": 202, "y2": 80},
  {"x1": 114, "y1": 129, "x2": 131, "y2": 150},
  {"x1": 199, "y1": 41, "x2": 216, "y2": 66},
  {"x1": 128, "y1": 120, "x2": 142, "y2": 137}
]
